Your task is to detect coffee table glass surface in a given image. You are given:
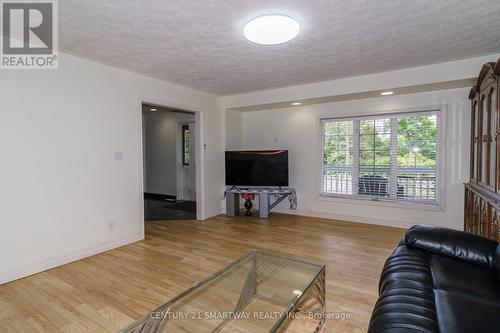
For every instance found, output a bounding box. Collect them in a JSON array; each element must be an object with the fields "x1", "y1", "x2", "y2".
[{"x1": 118, "y1": 250, "x2": 326, "y2": 333}]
